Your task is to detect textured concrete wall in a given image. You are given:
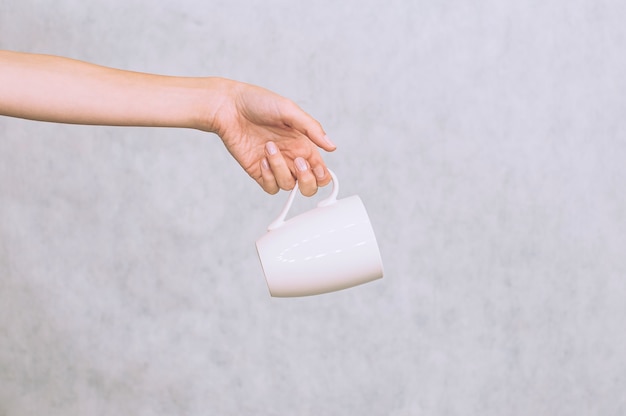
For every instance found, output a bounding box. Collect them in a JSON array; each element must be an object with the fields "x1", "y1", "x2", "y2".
[{"x1": 2, "y1": 1, "x2": 626, "y2": 414}]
